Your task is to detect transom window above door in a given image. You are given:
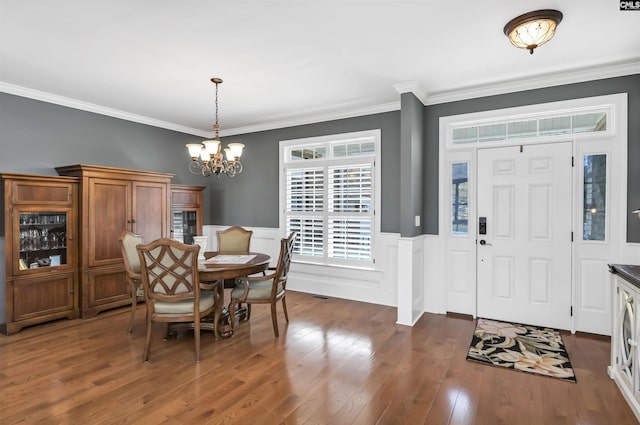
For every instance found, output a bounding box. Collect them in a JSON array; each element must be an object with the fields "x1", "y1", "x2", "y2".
[{"x1": 451, "y1": 109, "x2": 609, "y2": 146}]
